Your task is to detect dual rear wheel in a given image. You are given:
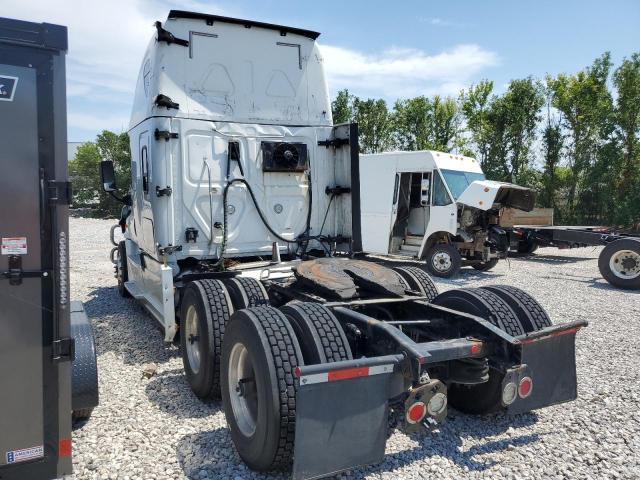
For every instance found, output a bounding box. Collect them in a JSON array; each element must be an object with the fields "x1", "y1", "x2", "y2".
[{"x1": 179, "y1": 277, "x2": 352, "y2": 471}]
